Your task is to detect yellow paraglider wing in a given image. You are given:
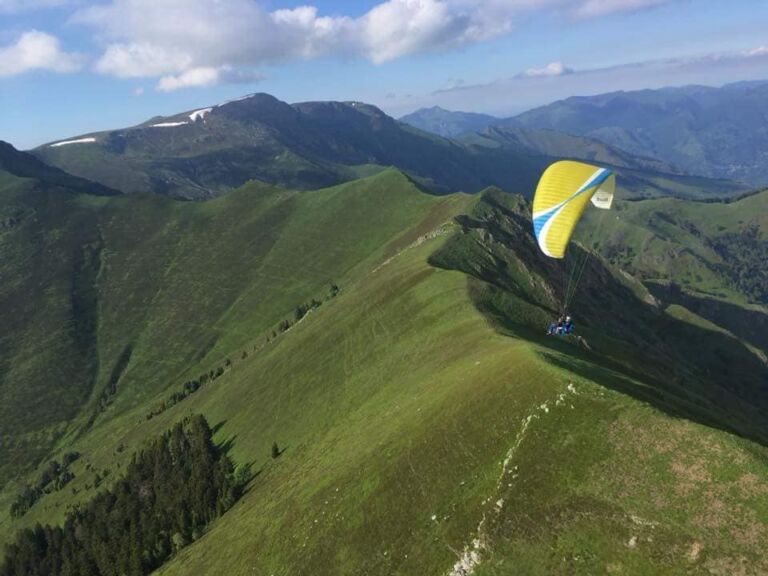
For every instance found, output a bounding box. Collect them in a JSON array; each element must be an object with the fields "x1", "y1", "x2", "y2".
[{"x1": 532, "y1": 160, "x2": 614, "y2": 259}]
